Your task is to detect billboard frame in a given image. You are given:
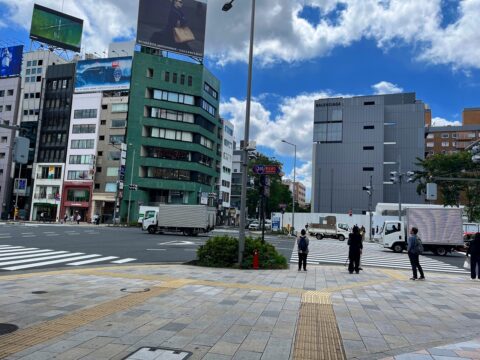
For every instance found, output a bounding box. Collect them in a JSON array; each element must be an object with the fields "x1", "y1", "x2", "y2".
[{"x1": 30, "y1": 3, "x2": 83, "y2": 52}]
